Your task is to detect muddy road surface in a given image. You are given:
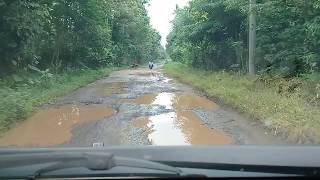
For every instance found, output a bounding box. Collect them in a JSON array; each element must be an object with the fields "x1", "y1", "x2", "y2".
[{"x1": 0, "y1": 66, "x2": 283, "y2": 147}]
